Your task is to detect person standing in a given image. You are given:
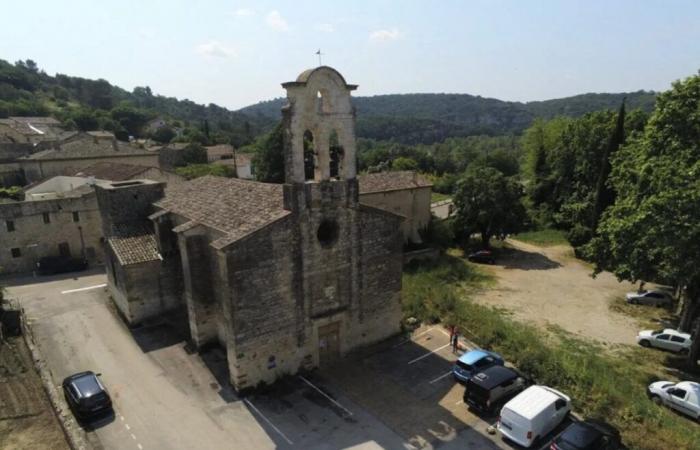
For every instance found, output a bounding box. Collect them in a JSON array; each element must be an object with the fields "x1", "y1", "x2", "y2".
[{"x1": 452, "y1": 329, "x2": 460, "y2": 353}]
